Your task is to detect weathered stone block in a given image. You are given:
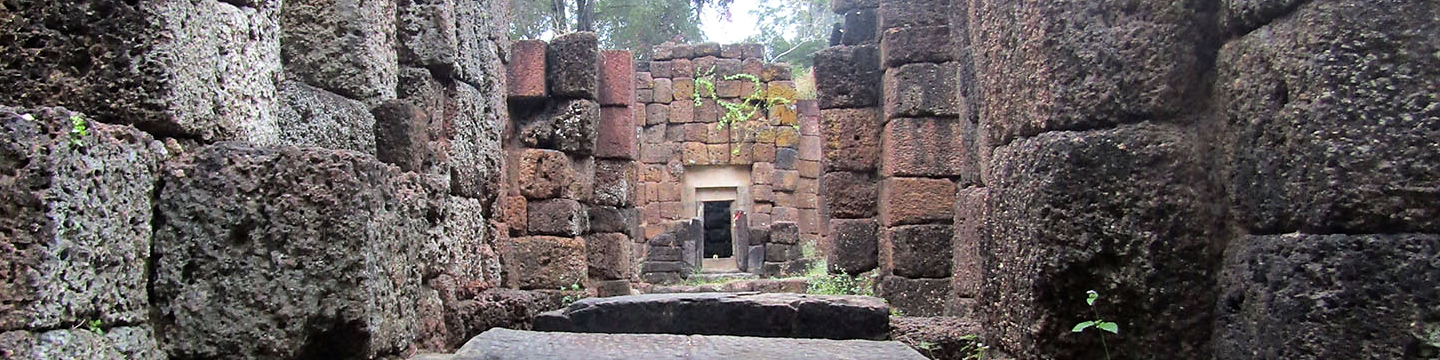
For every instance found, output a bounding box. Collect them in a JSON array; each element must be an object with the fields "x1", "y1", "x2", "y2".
[
  {"x1": 1, "y1": 0, "x2": 282, "y2": 142},
  {"x1": 881, "y1": 118, "x2": 970, "y2": 178},
  {"x1": 372, "y1": 100, "x2": 430, "y2": 172},
  {"x1": 652, "y1": 78, "x2": 674, "y2": 103},
  {"x1": 0, "y1": 108, "x2": 162, "y2": 331},
  {"x1": 774, "y1": 125, "x2": 802, "y2": 148},
  {"x1": 1215, "y1": 234, "x2": 1440, "y2": 360},
  {"x1": 1217, "y1": 0, "x2": 1440, "y2": 234},
  {"x1": 443, "y1": 81, "x2": 505, "y2": 201},
  {"x1": 596, "y1": 106, "x2": 638, "y2": 160},
  {"x1": 275, "y1": 80, "x2": 377, "y2": 154},
  {"x1": 883, "y1": 63, "x2": 959, "y2": 119},
  {"x1": 528, "y1": 199, "x2": 588, "y2": 236},
  {"x1": 765, "y1": 243, "x2": 801, "y2": 262},
  {"x1": 877, "y1": 276, "x2": 949, "y2": 316},
  {"x1": 971, "y1": 0, "x2": 1207, "y2": 144},
  {"x1": 821, "y1": 172, "x2": 879, "y2": 219},
  {"x1": 762, "y1": 63, "x2": 794, "y2": 82},
  {"x1": 520, "y1": 99, "x2": 599, "y2": 155},
  {"x1": 598, "y1": 50, "x2": 635, "y2": 106},
  {"x1": 641, "y1": 143, "x2": 679, "y2": 164},
  {"x1": 877, "y1": 0, "x2": 949, "y2": 29},
  {"x1": 776, "y1": 148, "x2": 800, "y2": 169},
  {"x1": 880, "y1": 26, "x2": 952, "y2": 67},
  {"x1": 952, "y1": 187, "x2": 987, "y2": 298},
  {"x1": 283, "y1": 0, "x2": 397, "y2": 103},
  {"x1": 645, "y1": 103, "x2": 670, "y2": 126},
  {"x1": 814, "y1": 45, "x2": 882, "y2": 109},
  {"x1": 753, "y1": 143, "x2": 778, "y2": 163},
  {"x1": 0, "y1": 326, "x2": 165, "y2": 359},
  {"x1": 821, "y1": 108, "x2": 882, "y2": 171},
  {"x1": 650, "y1": 60, "x2": 673, "y2": 78},
  {"x1": 594, "y1": 160, "x2": 636, "y2": 207},
  {"x1": 798, "y1": 135, "x2": 823, "y2": 162},
  {"x1": 880, "y1": 225, "x2": 953, "y2": 279},
  {"x1": 771, "y1": 222, "x2": 801, "y2": 245},
  {"x1": 841, "y1": 8, "x2": 880, "y2": 45},
  {"x1": 774, "y1": 170, "x2": 801, "y2": 192},
  {"x1": 508, "y1": 40, "x2": 548, "y2": 100},
  {"x1": 880, "y1": 177, "x2": 955, "y2": 226},
  {"x1": 668, "y1": 100, "x2": 694, "y2": 124},
  {"x1": 547, "y1": 32, "x2": 600, "y2": 99},
  {"x1": 517, "y1": 149, "x2": 574, "y2": 199},
  {"x1": 671, "y1": 58, "x2": 695, "y2": 79},
  {"x1": 151, "y1": 143, "x2": 446, "y2": 359},
  {"x1": 983, "y1": 124, "x2": 1220, "y2": 359},
  {"x1": 828, "y1": 219, "x2": 880, "y2": 275},
  {"x1": 589, "y1": 206, "x2": 639, "y2": 237},
  {"x1": 586, "y1": 233, "x2": 633, "y2": 280},
  {"x1": 831, "y1": 0, "x2": 879, "y2": 13},
  {"x1": 706, "y1": 144, "x2": 732, "y2": 165},
  {"x1": 511, "y1": 236, "x2": 588, "y2": 290}
]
